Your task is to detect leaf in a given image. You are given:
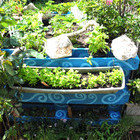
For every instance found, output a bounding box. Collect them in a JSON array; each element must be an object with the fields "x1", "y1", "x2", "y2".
[
  {"x1": 7, "y1": 77, "x2": 14, "y2": 87},
  {"x1": 26, "y1": 49, "x2": 45, "y2": 59},
  {"x1": 14, "y1": 76, "x2": 24, "y2": 84},
  {"x1": 0, "y1": 114, "x2": 3, "y2": 122},
  {"x1": 4, "y1": 63, "x2": 15, "y2": 76},
  {"x1": 10, "y1": 36, "x2": 20, "y2": 47},
  {"x1": 2, "y1": 38, "x2": 11, "y2": 48}
]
